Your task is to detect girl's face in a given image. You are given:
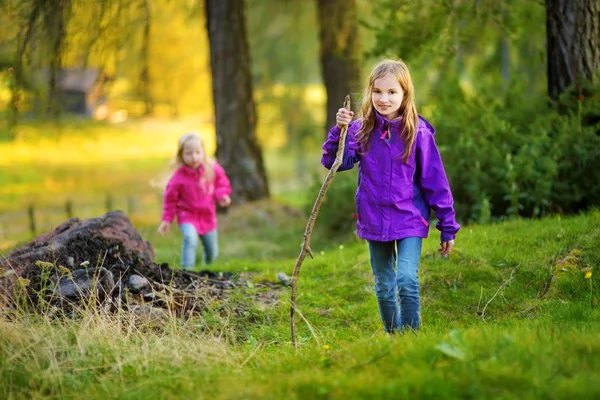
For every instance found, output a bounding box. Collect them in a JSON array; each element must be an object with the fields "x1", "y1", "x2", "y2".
[
  {"x1": 371, "y1": 73, "x2": 404, "y2": 120},
  {"x1": 181, "y1": 139, "x2": 205, "y2": 169}
]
